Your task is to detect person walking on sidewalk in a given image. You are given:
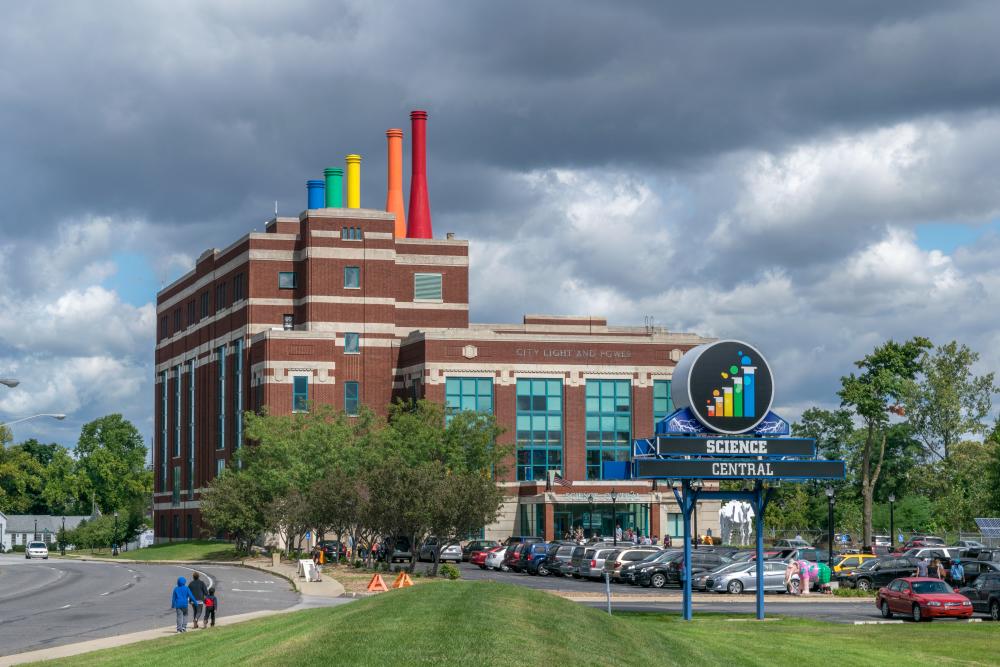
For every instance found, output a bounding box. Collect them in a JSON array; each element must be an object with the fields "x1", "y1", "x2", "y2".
[
  {"x1": 204, "y1": 587, "x2": 219, "y2": 628},
  {"x1": 187, "y1": 572, "x2": 209, "y2": 629},
  {"x1": 171, "y1": 577, "x2": 197, "y2": 633}
]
